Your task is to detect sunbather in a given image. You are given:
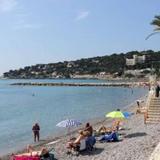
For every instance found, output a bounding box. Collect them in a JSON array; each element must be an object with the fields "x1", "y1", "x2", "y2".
[
  {"x1": 112, "y1": 120, "x2": 121, "y2": 131},
  {"x1": 96, "y1": 120, "x2": 121, "y2": 136},
  {"x1": 14, "y1": 145, "x2": 49, "y2": 157},
  {"x1": 97, "y1": 126, "x2": 112, "y2": 135},
  {"x1": 67, "y1": 131, "x2": 87, "y2": 151}
]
